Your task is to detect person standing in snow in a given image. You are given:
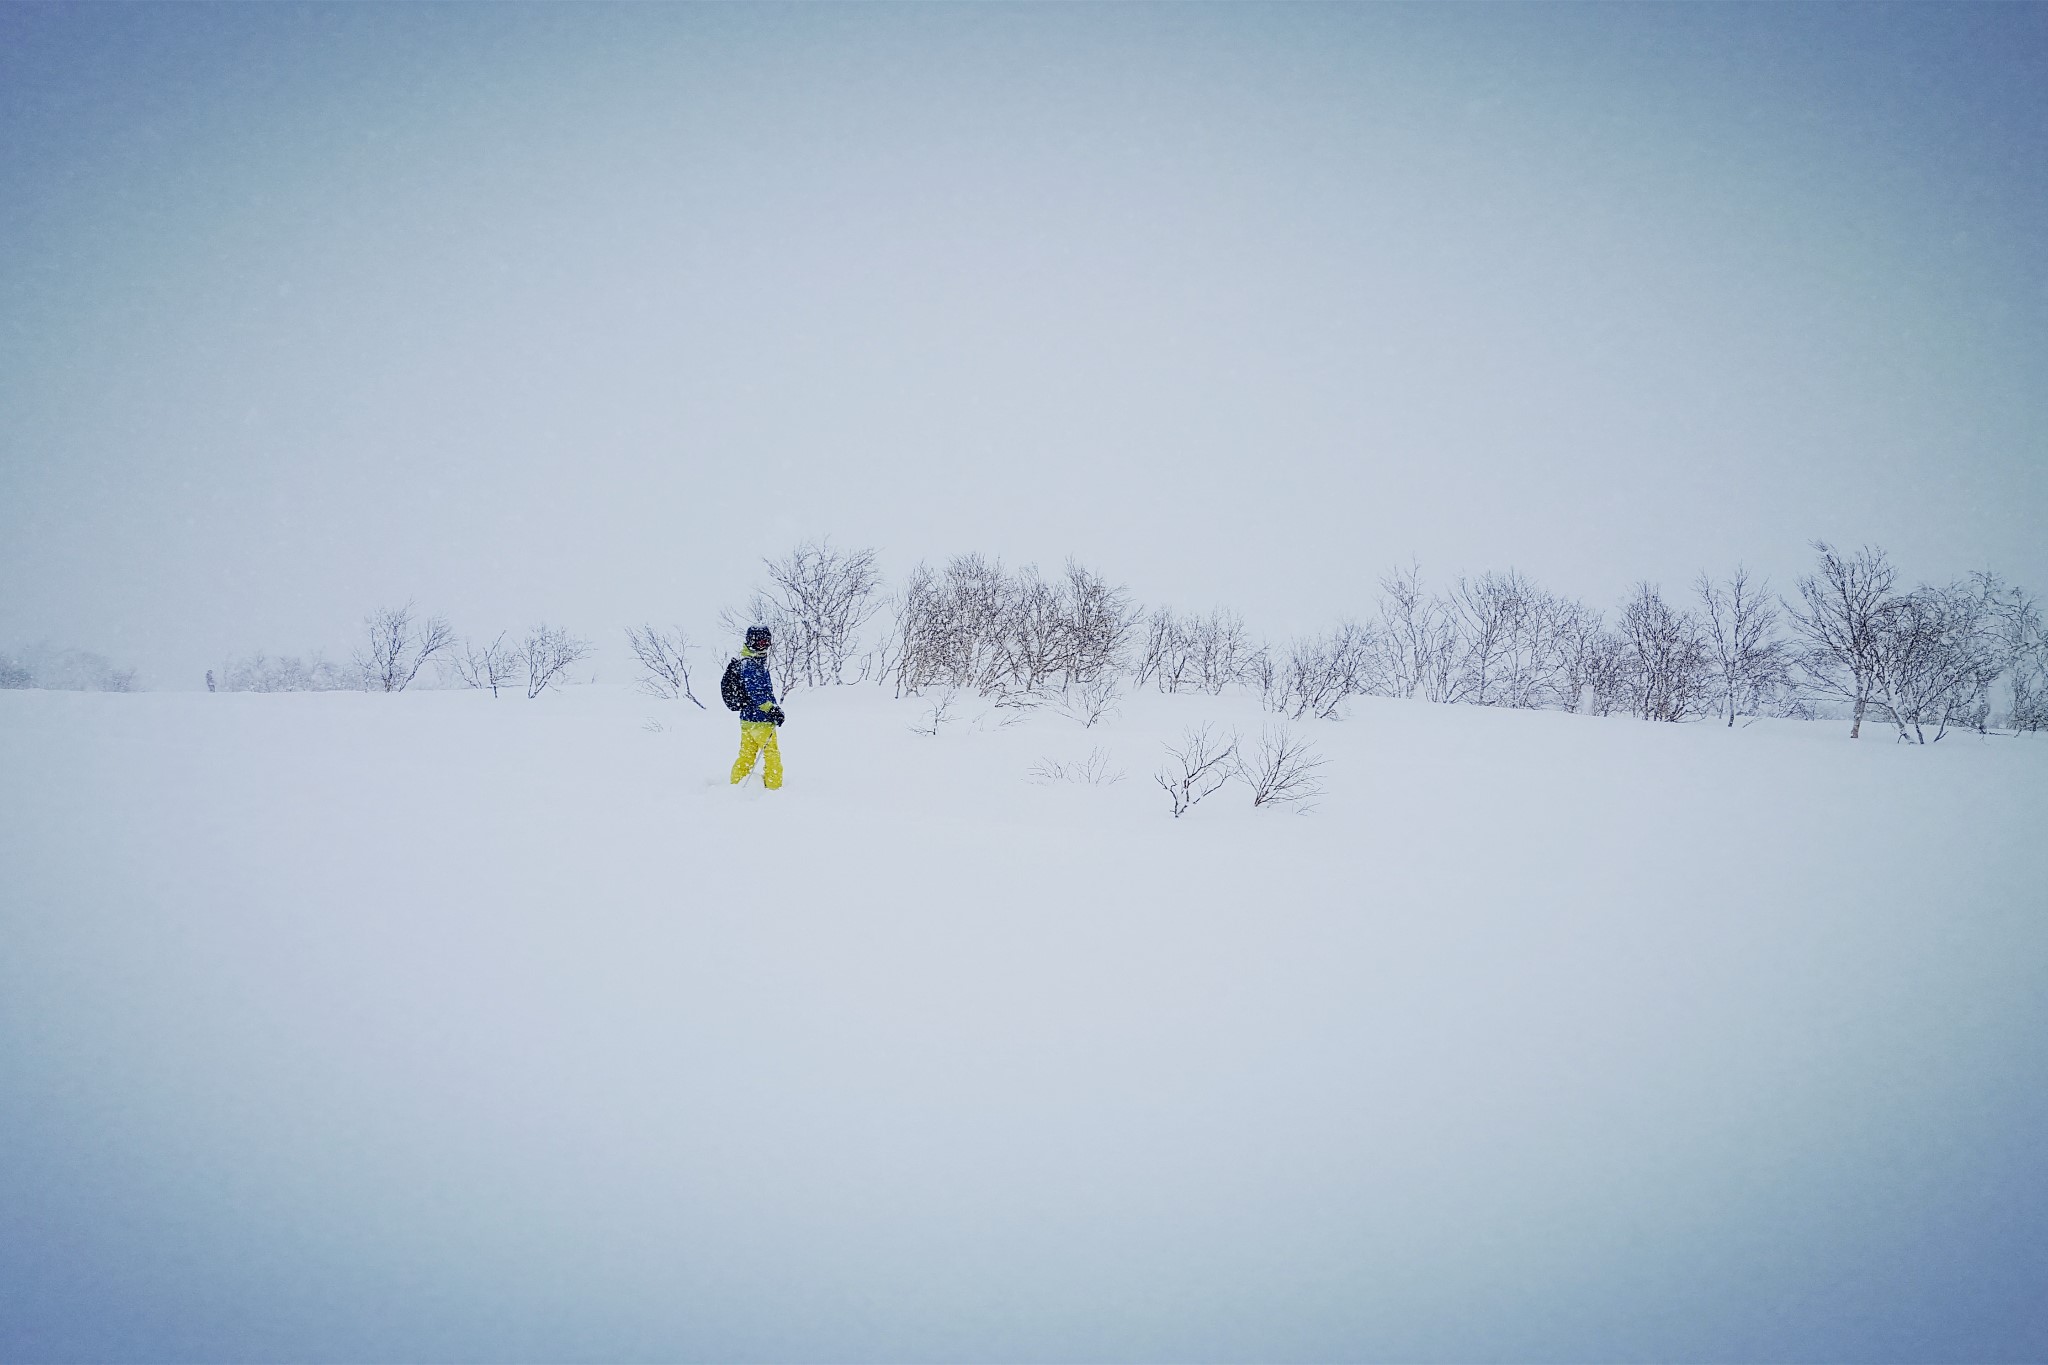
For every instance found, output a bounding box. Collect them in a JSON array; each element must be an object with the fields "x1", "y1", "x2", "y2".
[{"x1": 728, "y1": 625, "x2": 786, "y2": 790}]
